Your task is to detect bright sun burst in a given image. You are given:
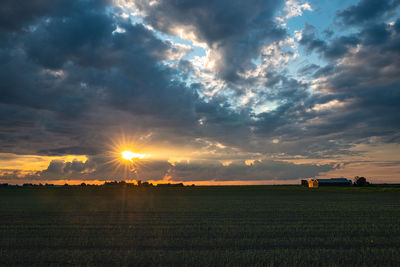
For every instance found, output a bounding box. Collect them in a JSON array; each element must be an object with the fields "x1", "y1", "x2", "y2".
[
  {"x1": 102, "y1": 133, "x2": 151, "y2": 180},
  {"x1": 121, "y1": 150, "x2": 147, "y2": 162}
]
